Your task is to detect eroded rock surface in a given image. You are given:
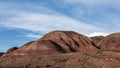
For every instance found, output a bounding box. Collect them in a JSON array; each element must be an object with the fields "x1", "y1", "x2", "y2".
[
  {"x1": 0, "y1": 52, "x2": 120, "y2": 68},
  {"x1": 3, "y1": 31, "x2": 98, "y2": 56},
  {"x1": 99, "y1": 33, "x2": 120, "y2": 51},
  {"x1": 1, "y1": 31, "x2": 120, "y2": 68},
  {"x1": 91, "y1": 36, "x2": 104, "y2": 47}
]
